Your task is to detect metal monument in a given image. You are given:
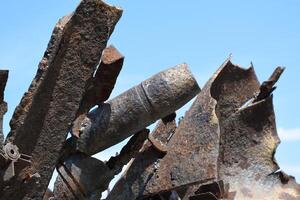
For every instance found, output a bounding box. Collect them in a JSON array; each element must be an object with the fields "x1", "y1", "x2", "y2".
[{"x1": 0, "y1": 0, "x2": 299, "y2": 199}]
